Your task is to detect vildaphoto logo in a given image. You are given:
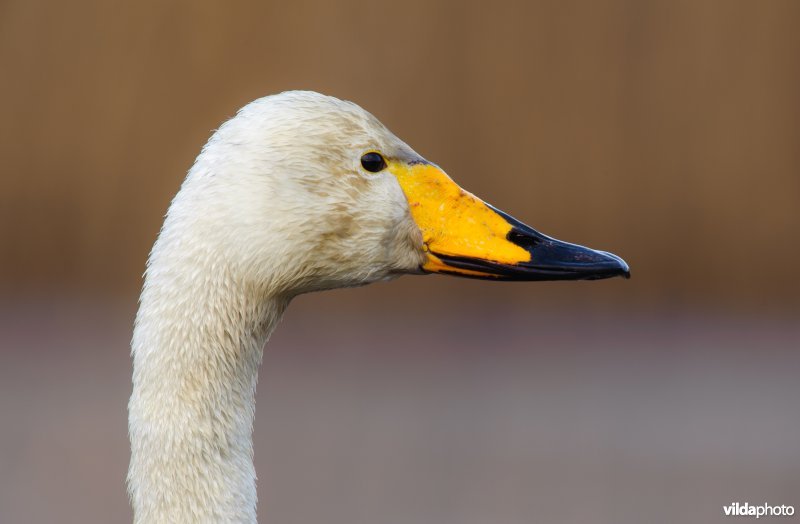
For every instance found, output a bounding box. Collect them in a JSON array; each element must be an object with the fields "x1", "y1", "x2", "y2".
[{"x1": 723, "y1": 502, "x2": 795, "y2": 518}]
